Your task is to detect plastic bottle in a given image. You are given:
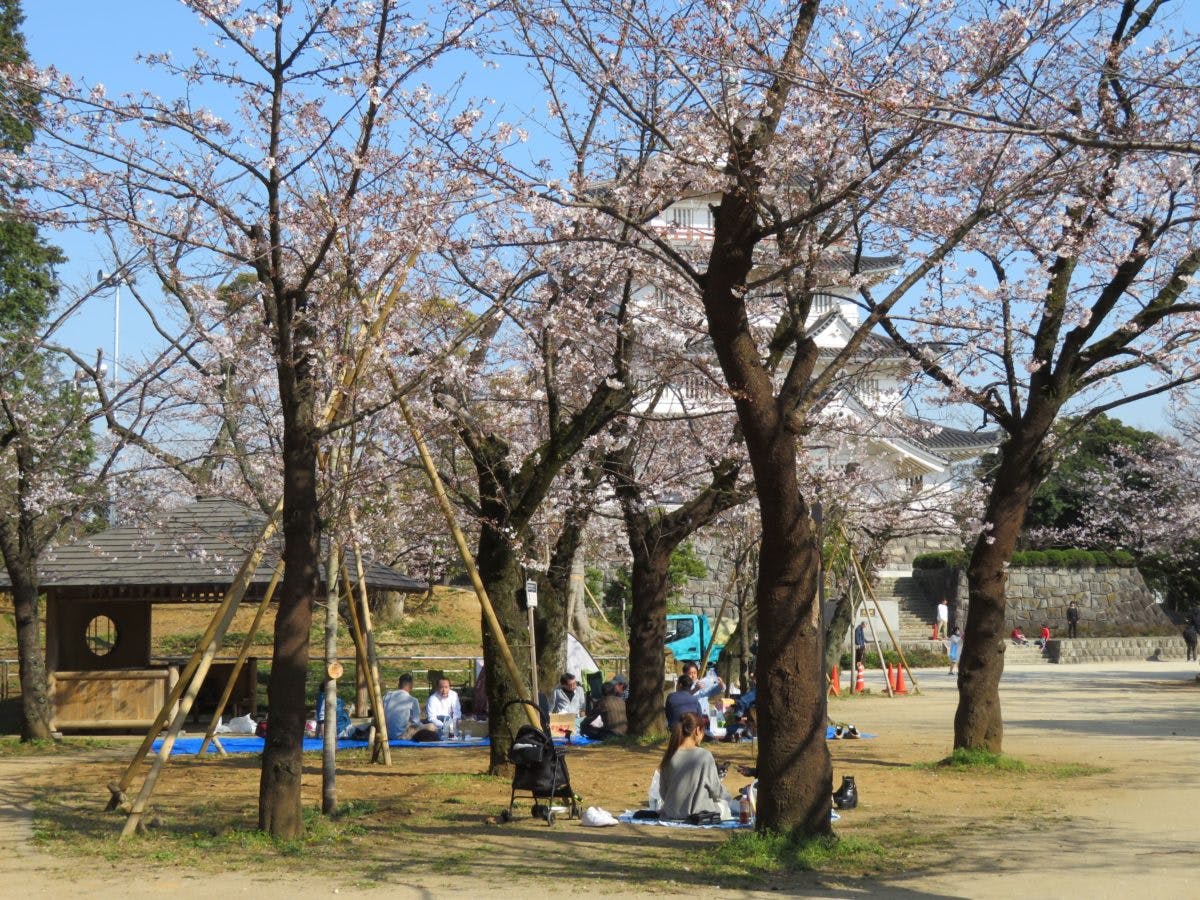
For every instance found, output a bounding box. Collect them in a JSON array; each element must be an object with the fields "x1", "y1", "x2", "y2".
[{"x1": 738, "y1": 791, "x2": 751, "y2": 824}]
